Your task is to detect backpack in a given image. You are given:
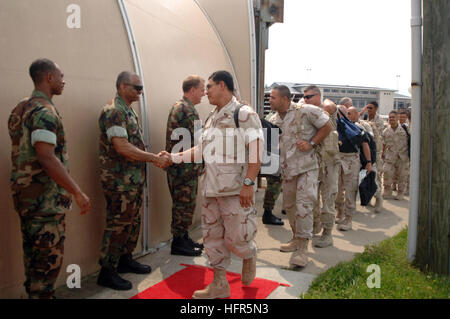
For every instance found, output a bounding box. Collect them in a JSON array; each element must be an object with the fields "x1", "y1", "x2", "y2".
[
  {"x1": 401, "y1": 124, "x2": 411, "y2": 159},
  {"x1": 336, "y1": 109, "x2": 364, "y2": 152},
  {"x1": 233, "y1": 104, "x2": 282, "y2": 176}
]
